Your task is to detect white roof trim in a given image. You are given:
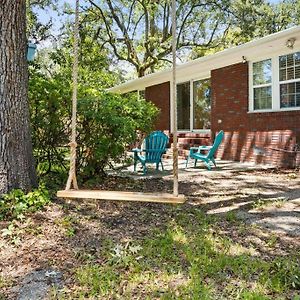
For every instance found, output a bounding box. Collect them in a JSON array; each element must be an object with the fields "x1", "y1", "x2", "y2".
[{"x1": 109, "y1": 26, "x2": 300, "y2": 93}]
